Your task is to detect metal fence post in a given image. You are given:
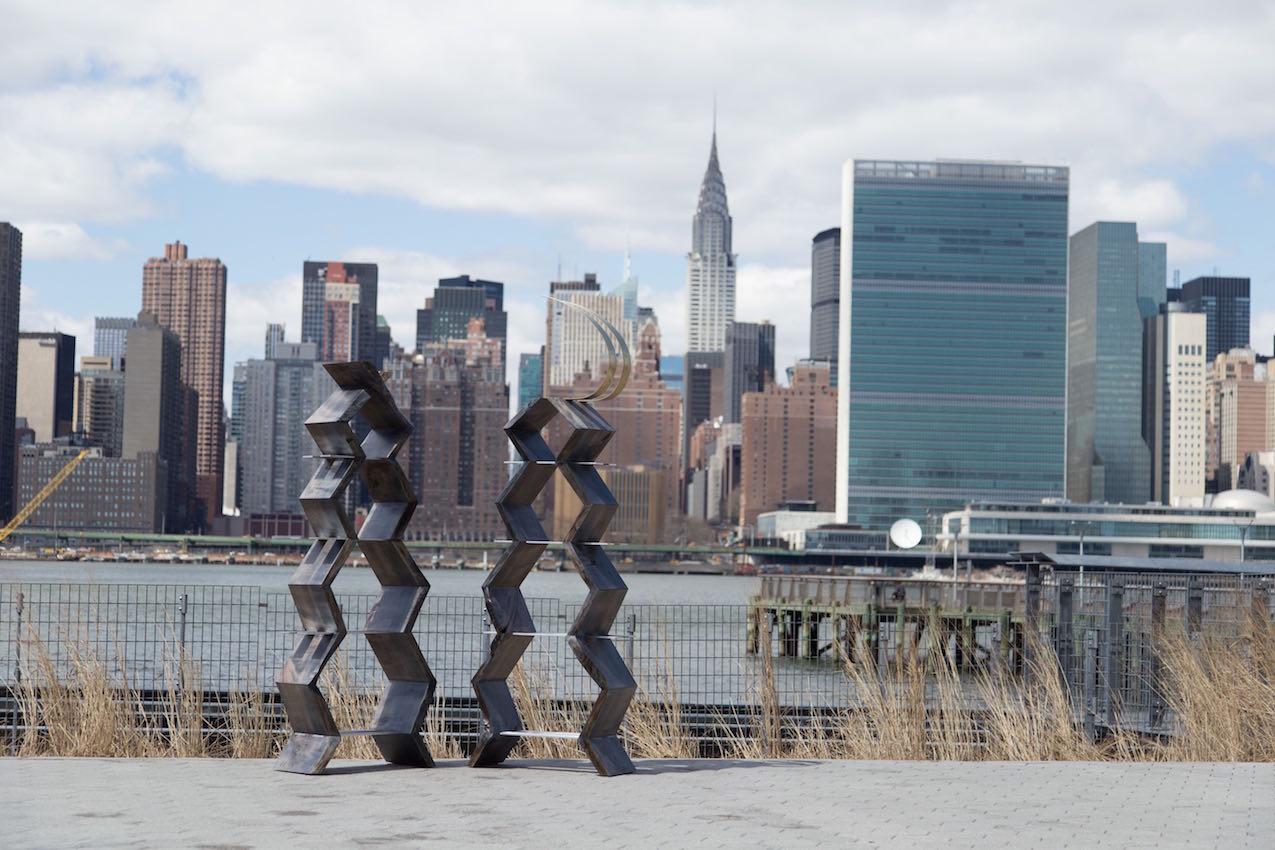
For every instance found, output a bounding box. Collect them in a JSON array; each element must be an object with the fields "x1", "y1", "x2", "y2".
[
  {"x1": 1023, "y1": 561, "x2": 1041, "y2": 682},
  {"x1": 1103, "y1": 577, "x2": 1124, "y2": 727},
  {"x1": 1149, "y1": 582, "x2": 1166, "y2": 729},
  {"x1": 1082, "y1": 628, "x2": 1097, "y2": 741},
  {"x1": 624, "y1": 612, "x2": 636, "y2": 668},
  {"x1": 12, "y1": 592, "x2": 23, "y2": 755},
  {"x1": 1187, "y1": 578, "x2": 1203, "y2": 638},
  {"x1": 178, "y1": 593, "x2": 189, "y2": 653},
  {"x1": 177, "y1": 592, "x2": 190, "y2": 701},
  {"x1": 1057, "y1": 576, "x2": 1074, "y2": 693},
  {"x1": 1251, "y1": 584, "x2": 1271, "y2": 634}
]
